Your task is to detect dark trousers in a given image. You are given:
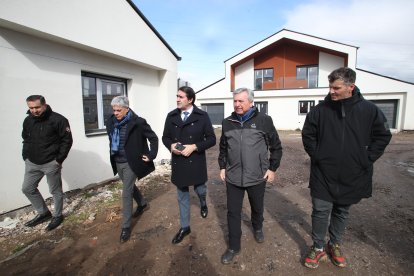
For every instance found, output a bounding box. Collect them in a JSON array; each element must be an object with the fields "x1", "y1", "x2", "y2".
[
  {"x1": 311, "y1": 197, "x2": 351, "y2": 249},
  {"x1": 226, "y1": 182, "x2": 266, "y2": 251}
]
